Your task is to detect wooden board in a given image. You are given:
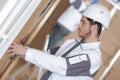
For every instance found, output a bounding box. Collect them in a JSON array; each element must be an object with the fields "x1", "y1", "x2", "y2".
[{"x1": 0, "y1": 0, "x2": 60, "y2": 80}]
